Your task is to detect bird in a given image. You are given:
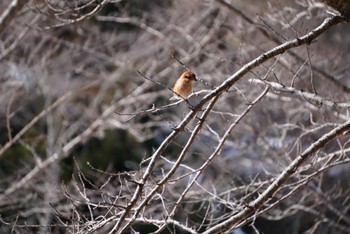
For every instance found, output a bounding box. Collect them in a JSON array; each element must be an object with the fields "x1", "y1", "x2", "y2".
[
  {"x1": 170, "y1": 71, "x2": 197, "y2": 100},
  {"x1": 320, "y1": 0, "x2": 350, "y2": 14}
]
